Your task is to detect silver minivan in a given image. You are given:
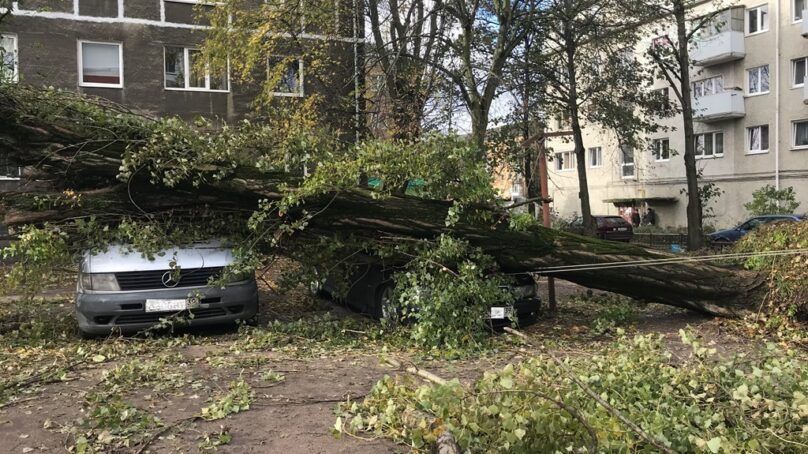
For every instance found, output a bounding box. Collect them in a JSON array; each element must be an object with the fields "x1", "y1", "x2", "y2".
[{"x1": 76, "y1": 242, "x2": 258, "y2": 336}]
